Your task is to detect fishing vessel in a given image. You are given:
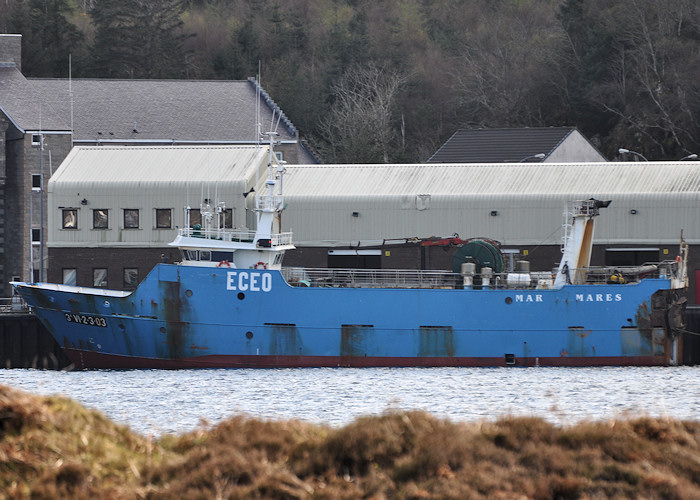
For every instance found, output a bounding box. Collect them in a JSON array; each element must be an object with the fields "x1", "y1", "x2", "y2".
[{"x1": 12, "y1": 140, "x2": 689, "y2": 369}]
